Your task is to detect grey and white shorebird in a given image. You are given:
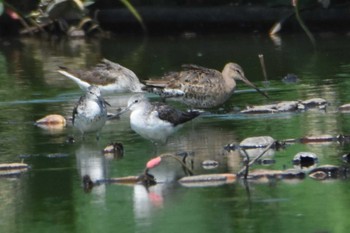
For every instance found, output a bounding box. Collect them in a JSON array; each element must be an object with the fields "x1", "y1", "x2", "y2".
[
  {"x1": 144, "y1": 63, "x2": 268, "y2": 109},
  {"x1": 72, "y1": 85, "x2": 110, "y2": 140},
  {"x1": 123, "y1": 94, "x2": 200, "y2": 143},
  {"x1": 58, "y1": 59, "x2": 144, "y2": 95}
]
